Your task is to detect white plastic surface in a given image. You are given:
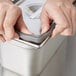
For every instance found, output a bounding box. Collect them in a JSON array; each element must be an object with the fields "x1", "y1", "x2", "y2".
[
  {"x1": 1, "y1": 36, "x2": 67, "y2": 76},
  {"x1": 0, "y1": 38, "x2": 67, "y2": 76},
  {"x1": 18, "y1": 0, "x2": 46, "y2": 35}
]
